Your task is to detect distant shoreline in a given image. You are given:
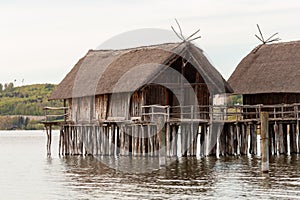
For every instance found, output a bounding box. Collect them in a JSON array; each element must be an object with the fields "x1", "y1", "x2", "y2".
[{"x1": 1, "y1": 115, "x2": 44, "y2": 121}]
